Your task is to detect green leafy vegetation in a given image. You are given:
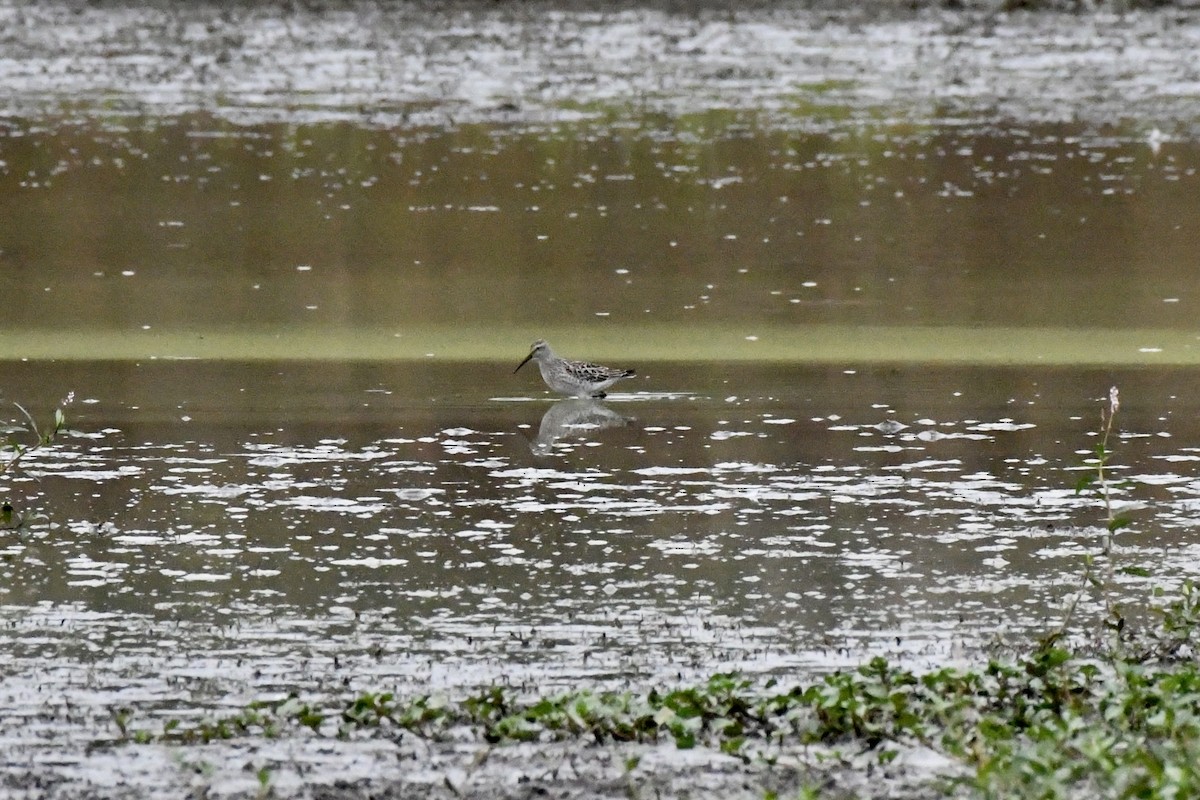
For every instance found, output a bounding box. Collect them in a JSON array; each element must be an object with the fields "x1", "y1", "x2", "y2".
[
  {"x1": 0, "y1": 393, "x2": 74, "y2": 528},
  {"x1": 149, "y1": 695, "x2": 324, "y2": 745},
  {"x1": 0, "y1": 392, "x2": 72, "y2": 478},
  {"x1": 1074, "y1": 386, "x2": 1132, "y2": 554},
  {"x1": 115, "y1": 586, "x2": 1200, "y2": 797}
]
